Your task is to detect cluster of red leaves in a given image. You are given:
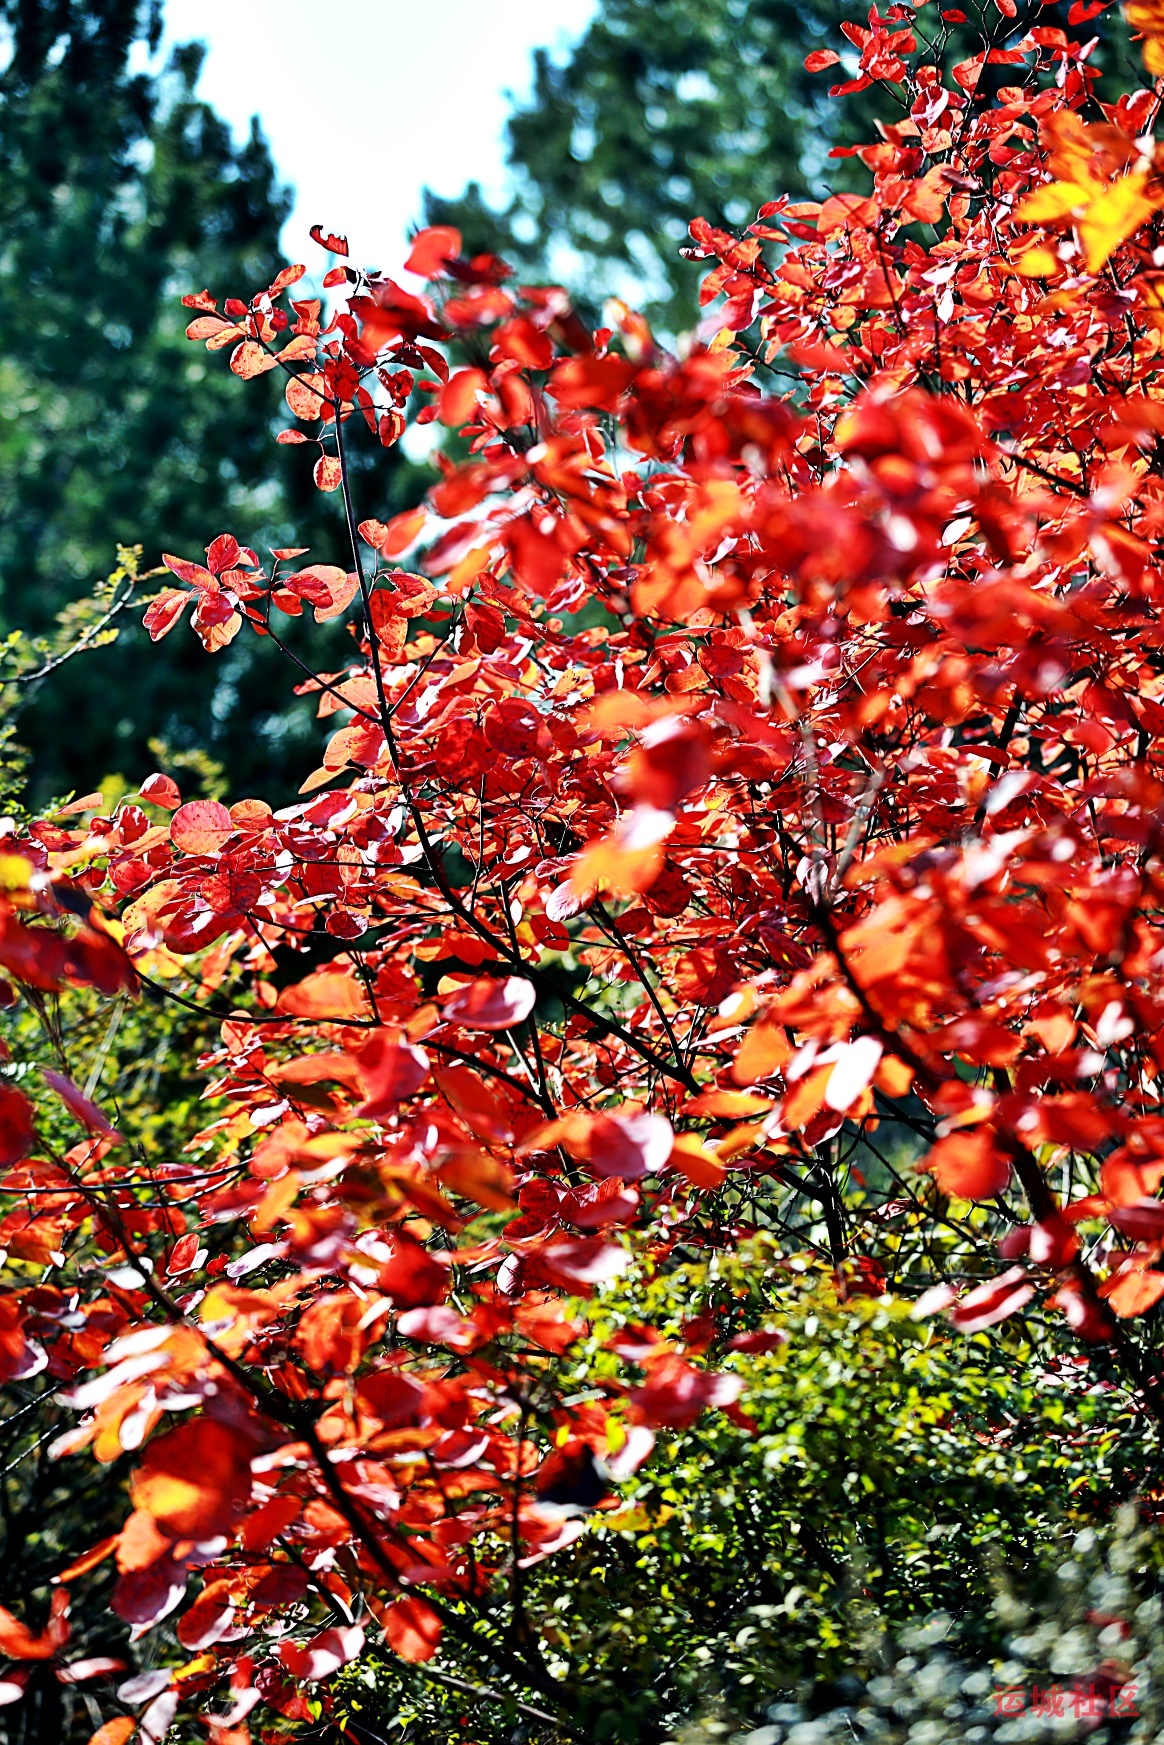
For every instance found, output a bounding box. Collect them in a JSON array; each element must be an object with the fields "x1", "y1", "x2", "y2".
[{"x1": 10, "y1": 5, "x2": 1164, "y2": 1739}]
